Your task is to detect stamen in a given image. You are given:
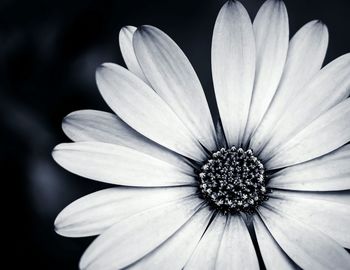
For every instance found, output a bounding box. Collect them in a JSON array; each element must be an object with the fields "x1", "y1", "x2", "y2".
[{"x1": 198, "y1": 147, "x2": 269, "y2": 214}]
